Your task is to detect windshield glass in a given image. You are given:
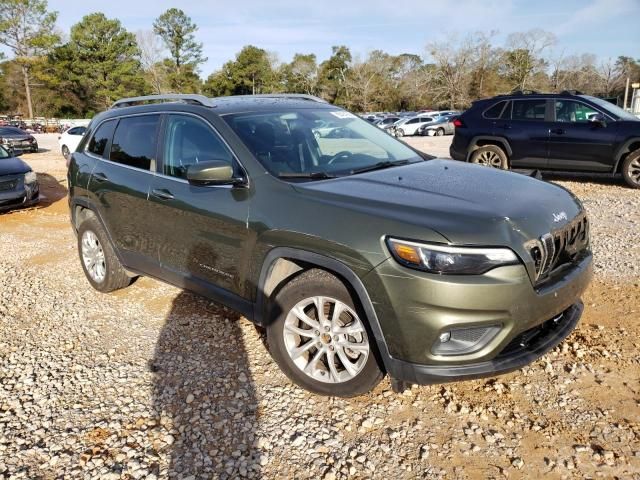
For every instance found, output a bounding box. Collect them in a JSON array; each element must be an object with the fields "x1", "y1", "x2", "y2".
[
  {"x1": 0, "y1": 146, "x2": 11, "y2": 159},
  {"x1": 583, "y1": 96, "x2": 639, "y2": 121},
  {"x1": 223, "y1": 109, "x2": 422, "y2": 177}
]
